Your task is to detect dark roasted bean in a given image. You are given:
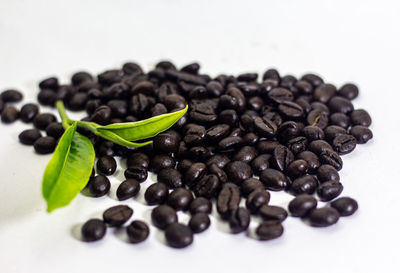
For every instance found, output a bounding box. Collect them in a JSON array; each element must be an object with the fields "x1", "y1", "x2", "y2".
[
  {"x1": 301, "y1": 73, "x2": 323, "y2": 87},
  {"x1": 324, "y1": 125, "x2": 347, "y2": 141},
  {"x1": 320, "y1": 150, "x2": 343, "y2": 171},
  {"x1": 338, "y1": 83, "x2": 359, "y2": 100},
  {"x1": 254, "y1": 116, "x2": 277, "y2": 138},
  {"x1": 131, "y1": 81, "x2": 155, "y2": 96},
  {"x1": 229, "y1": 207, "x2": 250, "y2": 234},
  {"x1": 225, "y1": 161, "x2": 253, "y2": 185},
  {"x1": 263, "y1": 69, "x2": 280, "y2": 82},
  {"x1": 285, "y1": 159, "x2": 308, "y2": 178},
  {"x1": 317, "y1": 164, "x2": 340, "y2": 182},
  {"x1": 350, "y1": 126, "x2": 373, "y2": 144},
  {"x1": 184, "y1": 162, "x2": 207, "y2": 187},
  {"x1": 328, "y1": 96, "x2": 354, "y2": 114},
  {"x1": 330, "y1": 112, "x2": 350, "y2": 129},
  {"x1": 330, "y1": 197, "x2": 358, "y2": 216},
  {"x1": 33, "y1": 113, "x2": 57, "y2": 130},
  {"x1": 290, "y1": 175, "x2": 318, "y2": 195},
  {"x1": 209, "y1": 163, "x2": 228, "y2": 183},
  {"x1": 150, "y1": 154, "x2": 175, "y2": 173},
  {"x1": 151, "y1": 205, "x2": 177, "y2": 229},
  {"x1": 1, "y1": 106, "x2": 19, "y2": 123},
  {"x1": 96, "y1": 156, "x2": 117, "y2": 176},
  {"x1": 33, "y1": 136, "x2": 56, "y2": 154},
  {"x1": 168, "y1": 188, "x2": 193, "y2": 211},
  {"x1": 256, "y1": 221, "x2": 284, "y2": 240},
  {"x1": 302, "y1": 126, "x2": 325, "y2": 141},
  {"x1": 216, "y1": 183, "x2": 241, "y2": 218},
  {"x1": 295, "y1": 80, "x2": 313, "y2": 94},
  {"x1": 103, "y1": 205, "x2": 133, "y2": 227},
  {"x1": 127, "y1": 152, "x2": 150, "y2": 169},
  {"x1": 90, "y1": 106, "x2": 112, "y2": 125},
  {"x1": 145, "y1": 183, "x2": 169, "y2": 205},
  {"x1": 296, "y1": 151, "x2": 320, "y2": 173},
  {"x1": 193, "y1": 174, "x2": 220, "y2": 198},
  {"x1": 277, "y1": 121, "x2": 301, "y2": 142},
  {"x1": 20, "y1": 103, "x2": 39, "y2": 123},
  {"x1": 350, "y1": 109, "x2": 372, "y2": 127},
  {"x1": 278, "y1": 101, "x2": 304, "y2": 119},
  {"x1": 37, "y1": 89, "x2": 57, "y2": 106},
  {"x1": 243, "y1": 132, "x2": 259, "y2": 145},
  {"x1": 157, "y1": 168, "x2": 182, "y2": 188},
  {"x1": 271, "y1": 145, "x2": 294, "y2": 171},
  {"x1": 177, "y1": 159, "x2": 194, "y2": 173},
  {"x1": 307, "y1": 109, "x2": 329, "y2": 129},
  {"x1": 246, "y1": 189, "x2": 270, "y2": 213},
  {"x1": 183, "y1": 124, "x2": 206, "y2": 146},
  {"x1": 116, "y1": 179, "x2": 140, "y2": 200},
  {"x1": 45, "y1": 122, "x2": 64, "y2": 139},
  {"x1": 313, "y1": 83, "x2": 336, "y2": 103},
  {"x1": 257, "y1": 140, "x2": 280, "y2": 154},
  {"x1": 262, "y1": 111, "x2": 283, "y2": 127},
  {"x1": 332, "y1": 134, "x2": 357, "y2": 155},
  {"x1": 241, "y1": 178, "x2": 265, "y2": 197},
  {"x1": 259, "y1": 205, "x2": 288, "y2": 222},
  {"x1": 19, "y1": 129, "x2": 42, "y2": 145},
  {"x1": 251, "y1": 154, "x2": 271, "y2": 175},
  {"x1": 127, "y1": 220, "x2": 149, "y2": 243},
  {"x1": 308, "y1": 207, "x2": 340, "y2": 227},
  {"x1": 81, "y1": 219, "x2": 106, "y2": 242},
  {"x1": 206, "y1": 124, "x2": 230, "y2": 142},
  {"x1": 1, "y1": 89, "x2": 23, "y2": 103},
  {"x1": 309, "y1": 140, "x2": 333, "y2": 155},
  {"x1": 206, "y1": 154, "x2": 230, "y2": 168},
  {"x1": 268, "y1": 88, "x2": 293, "y2": 104},
  {"x1": 124, "y1": 166, "x2": 148, "y2": 182},
  {"x1": 317, "y1": 181, "x2": 343, "y2": 201},
  {"x1": 288, "y1": 194, "x2": 318, "y2": 217},
  {"x1": 260, "y1": 168, "x2": 288, "y2": 191},
  {"x1": 88, "y1": 175, "x2": 111, "y2": 197},
  {"x1": 189, "y1": 213, "x2": 210, "y2": 233},
  {"x1": 165, "y1": 223, "x2": 193, "y2": 248},
  {"x1": 287, "y1": 136, "x2": 308, "y2": 154},
  {"x1": 189, "y1": 197, "x2": 212, "y2": 215},
  {"x1": 233, "y1": 146, "x2": 258, "y2": 163}
]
